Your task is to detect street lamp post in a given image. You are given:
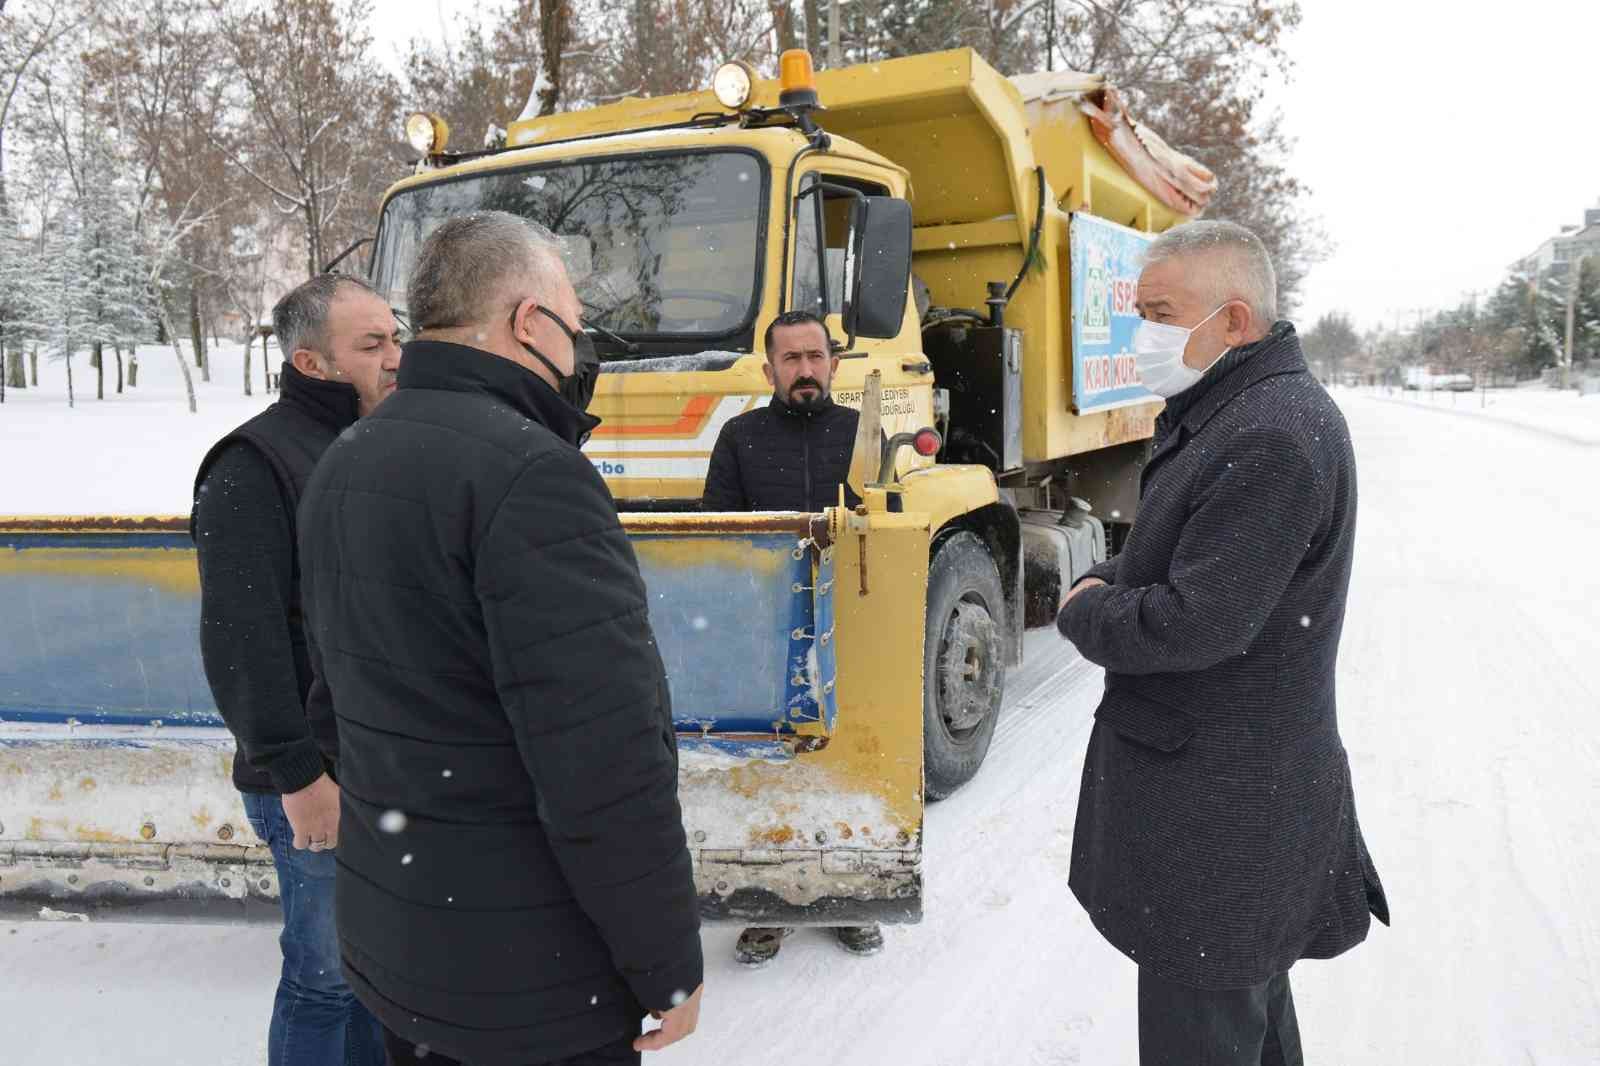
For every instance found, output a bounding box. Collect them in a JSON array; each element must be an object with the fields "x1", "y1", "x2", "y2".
[{"x1": 1562, "y1": 252, "x2": 1590, "y2": 391}]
